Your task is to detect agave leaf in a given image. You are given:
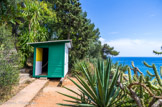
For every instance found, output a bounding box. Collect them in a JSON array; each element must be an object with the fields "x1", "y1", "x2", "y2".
[
  {"x1": 109, "y1": 87, "x2": 120, "y2": 105},
  {"x1": 74, "y1": 75, "x2": 97, "y2": 103},
  {"x1": 68, "y1": 76, "x2": 97, "y2": 103},
  {"x1": 63, "y1": 100, "x2": 80, "y2": 104},
  {"x1": 104, "y1": 59, "x2": 111, "y2": 101},
  {"x1": 58, "y1": 102, "x2": 95, "y2": 107},
  {"x1": 102, "y1": 61, "x2": 105, "y2": 87},
  {"x1": 79, "y1": 65, "x2": 98, "y2": 96},
  {"x1": 106, "y1": 67, "x2": 120, "y2": 106},
  {"x1": 63, "y1": 86, "x2": 80, "y2": 96},
  {"x1": 57, "y1": 103, "x2": 76, "y2": 106},
  {"x1": 57, "y1": 92, "x2": 81, "y2": 101},
  {"x1": 84, "y1": 62, "x2": 93, "y2": 80},
  {"x1": 76, "y1": 67, "x2": 101, "y2": 104},
  {"x1": 58, "y1": 59, "x2": 120, "y2": 107},
  {"x1": 76, "y1": 103, "x2": 95, "y2": 106},
  {"x1": 96, "y1": 69, "x2": 104, "y2": 105}
]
